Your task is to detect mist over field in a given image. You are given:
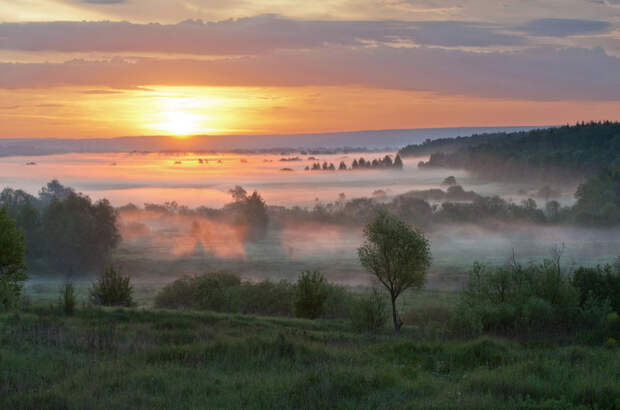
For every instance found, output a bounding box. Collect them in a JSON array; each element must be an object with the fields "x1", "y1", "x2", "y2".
[{"x1": 3, "y1": 147, "x2": 615, "y2": 301}]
